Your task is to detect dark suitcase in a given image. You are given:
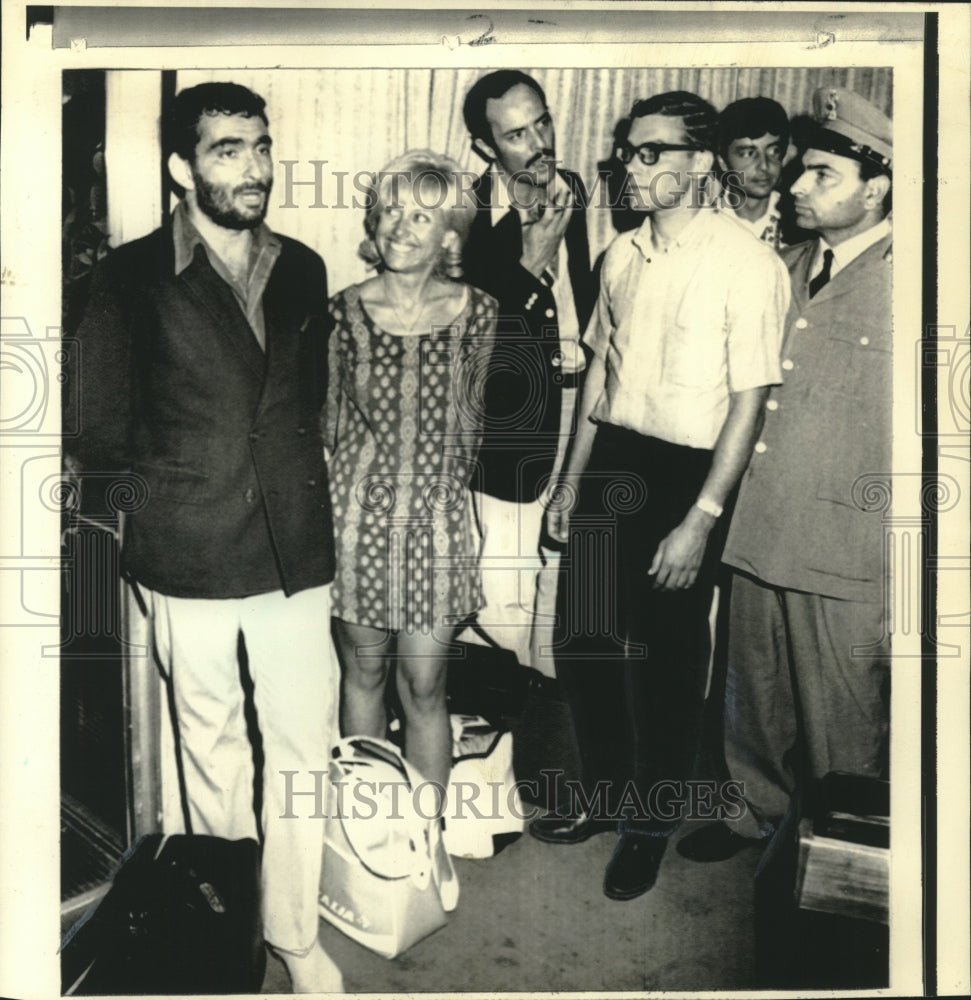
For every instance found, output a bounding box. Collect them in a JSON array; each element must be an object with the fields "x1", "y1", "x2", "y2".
[{"x1": 61, "y1": 834, "x2": 264, "y2": 995}]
